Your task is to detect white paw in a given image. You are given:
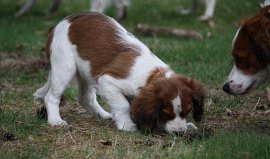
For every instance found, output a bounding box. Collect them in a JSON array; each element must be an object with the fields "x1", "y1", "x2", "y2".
[
  {"x1": 33, "y1": 91, "x2": 44, "y2": 101},
  {"x1": 99, "y1": 111, "x2": 112, "y2": 120},
  {"x1": 117, "y1": 122, "x2": 137, "y2": 132},
  {"x1": 48, "y1": 119, "x2": 68, "y2": 126},
  {"x1": 186, "y1": 122, "x2": 197, "y2": 131},
  {"x1": 198, "y1": 15, "x2": 212, "y2": 21}
]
